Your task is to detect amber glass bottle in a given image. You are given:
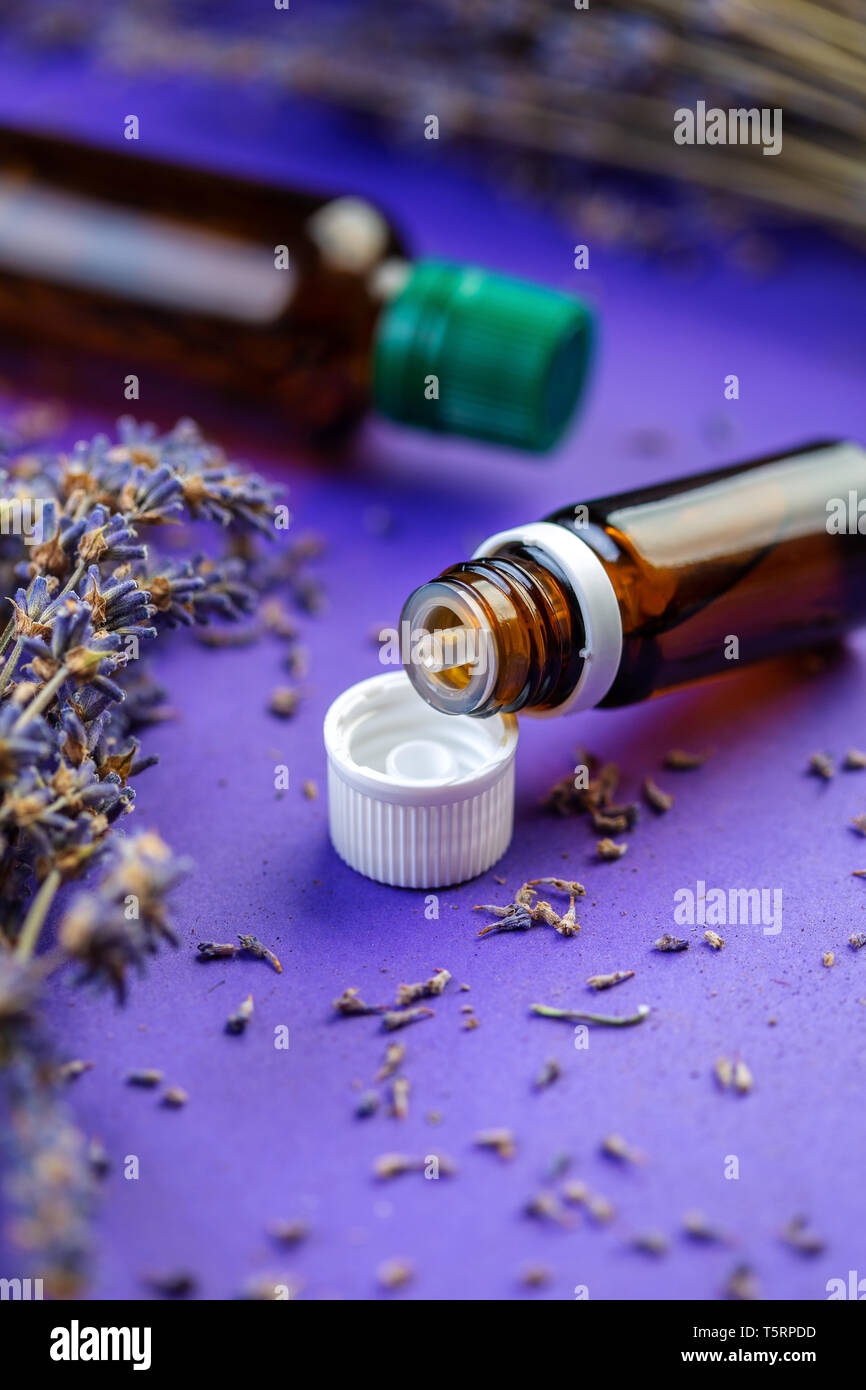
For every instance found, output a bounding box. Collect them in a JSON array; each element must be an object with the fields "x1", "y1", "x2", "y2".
[
  {"x1": 0, "y1": 126, "x2": 593, "y2": 450},
  {"x1": 401, "y1": 440, "x2": 866, "y2": 717}
]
